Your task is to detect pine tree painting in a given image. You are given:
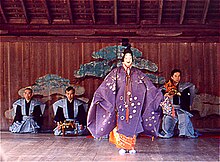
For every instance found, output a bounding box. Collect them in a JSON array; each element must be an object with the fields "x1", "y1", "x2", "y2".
[{"x1": 74, "y1": 45, "x2": 165, "y2": 84}]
